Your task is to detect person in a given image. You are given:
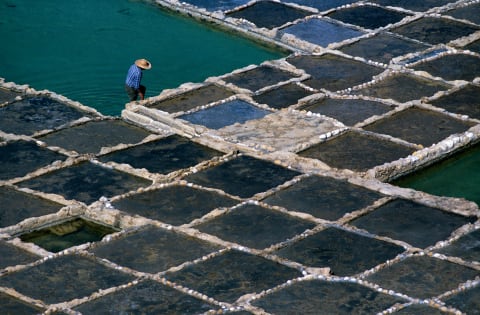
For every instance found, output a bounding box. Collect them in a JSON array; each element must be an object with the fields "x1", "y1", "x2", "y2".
[{"x1": 125, "y1": 58, "x2": 152, "y2": 101}]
